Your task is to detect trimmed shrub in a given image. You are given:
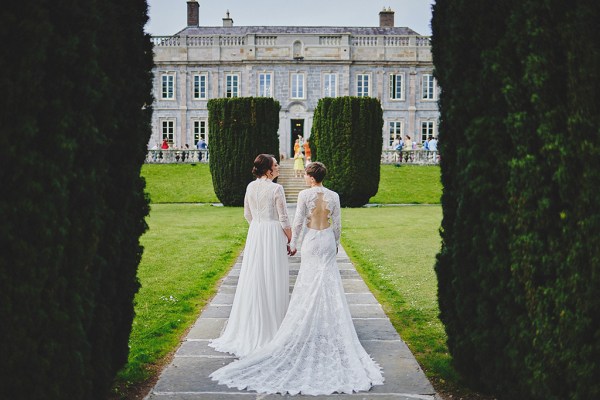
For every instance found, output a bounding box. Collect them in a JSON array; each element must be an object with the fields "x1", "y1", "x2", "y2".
[
  {"x1": 310, "y1": 97, "x2": 383, "y2": 207},
  {"x1": 0, "y1": 1, "x2": 153, "y2": 398},
  {"x1": 208, "y1": 97, "x2": 281, "y2": 206},
  {"x1": 432, "y1": 0, "x2": 600, "y2": 398}
]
